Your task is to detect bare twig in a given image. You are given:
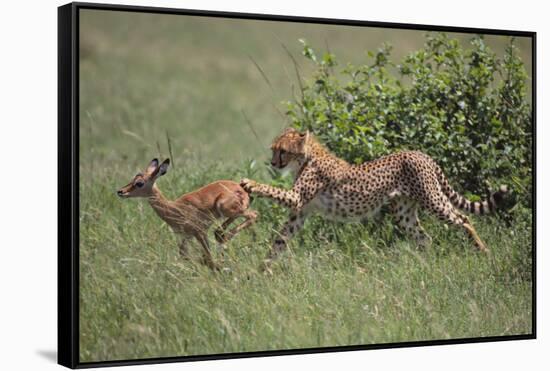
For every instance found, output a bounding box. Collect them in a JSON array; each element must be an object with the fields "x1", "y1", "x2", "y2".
[{"x1": 324, "y1": 37, "x2": 335, "y2": 74}]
